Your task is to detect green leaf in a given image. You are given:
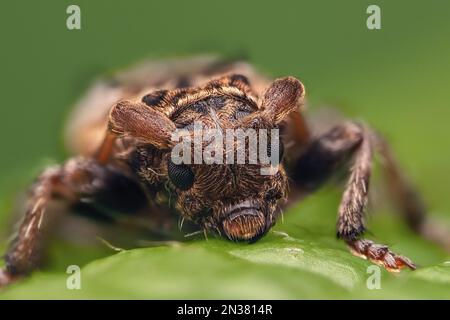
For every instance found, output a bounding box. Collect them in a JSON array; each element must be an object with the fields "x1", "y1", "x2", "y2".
[{"x1": 1, "y1": 202, "x2": 450, "y2": 299}]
